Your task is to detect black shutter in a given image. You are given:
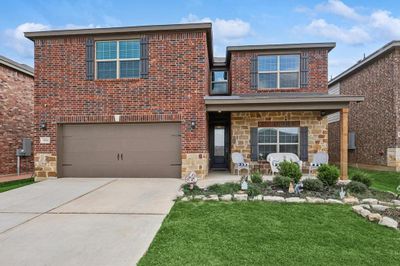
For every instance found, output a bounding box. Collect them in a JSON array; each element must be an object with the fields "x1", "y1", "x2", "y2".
[
  {"x1": 300, "y1": 52, "x2": 309, "y2": 88},
  {"x1": 300, "y1": 127, "x2": 308, "y2": 161},
  {"x1": 250, "y1": 127, "x2": 258, "y2": 161},
  {"x1": 250, "y1": 55, "x2": 258, "y2": 89},
  {"x1": 140, "y1": 36, "x2": 149, "y2": 79},
  {"x1": 86, "y1": 37, "x2": 94, "y2": 80}
]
